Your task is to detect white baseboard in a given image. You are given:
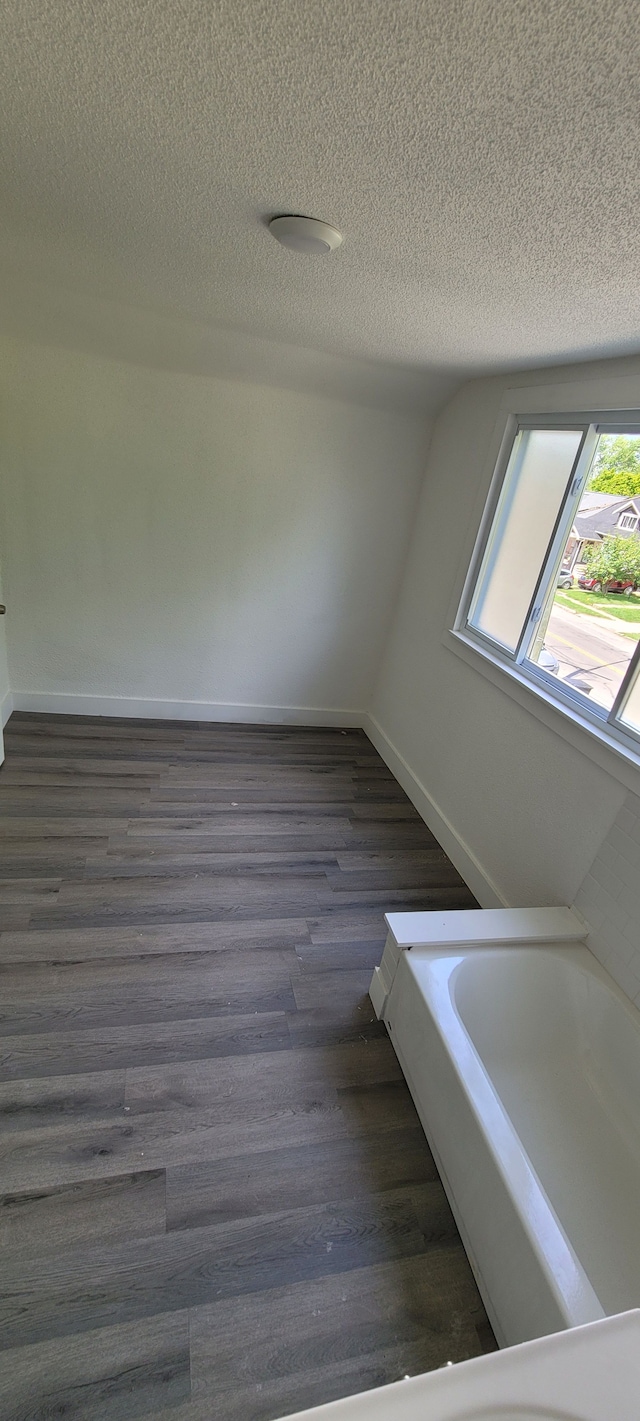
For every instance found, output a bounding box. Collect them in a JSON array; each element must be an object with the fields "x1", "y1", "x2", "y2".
[
  {"x1": 7, "y1": 692, "x2": 506, "y2": 905},
  {"x1": 363, "y1": 711, "x2": 508, "y2": 909},
  {"x1": 10, "y1": 690, "x2": 366, "y2": 728},
  {"x1": 0, "y1": 690, "x2": 13, "y2": 728}
]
